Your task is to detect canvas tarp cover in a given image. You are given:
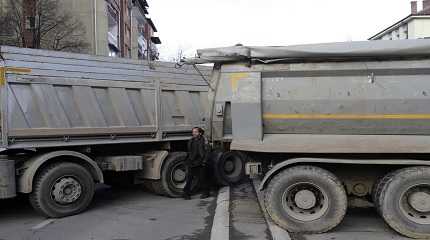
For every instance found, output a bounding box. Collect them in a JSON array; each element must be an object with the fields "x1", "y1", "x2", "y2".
[{"x1": 186, "y1": 39, "x2": 430, "y2": 64}]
